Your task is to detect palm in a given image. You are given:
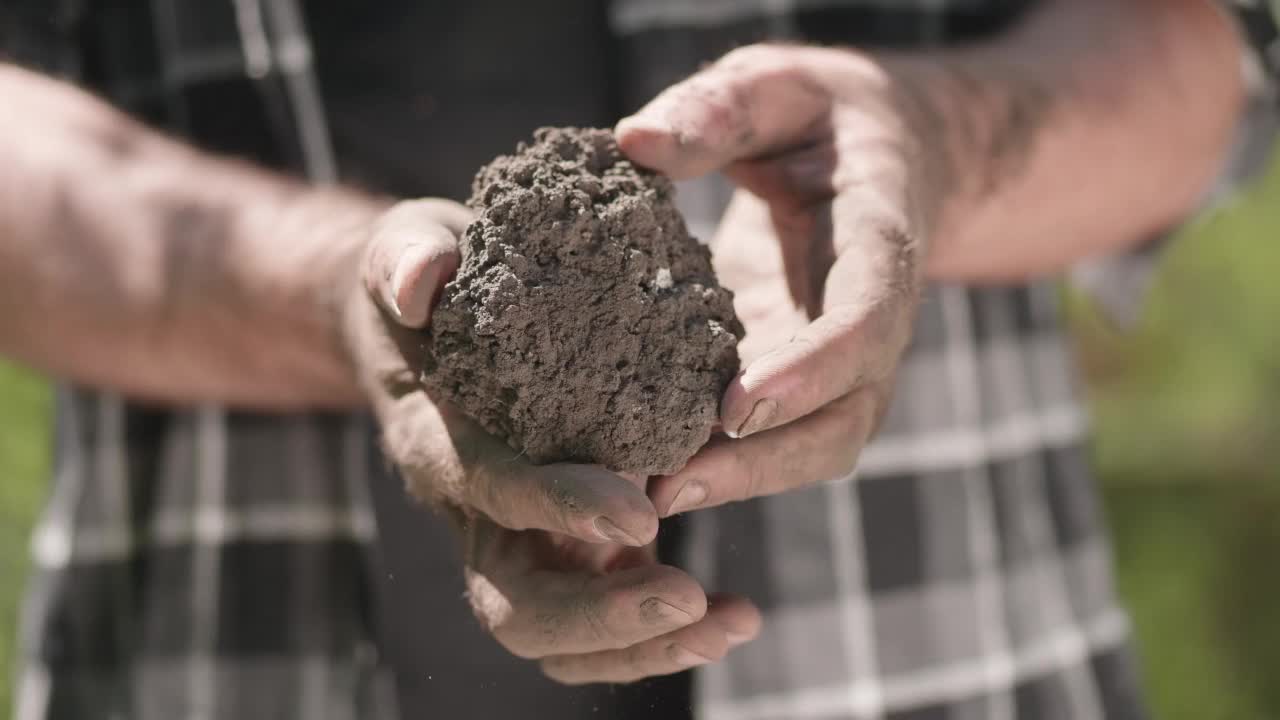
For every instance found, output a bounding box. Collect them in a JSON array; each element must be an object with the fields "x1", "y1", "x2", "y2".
[{"x1": 711, "y1": 191, "x2": 818, "y2": 365}]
